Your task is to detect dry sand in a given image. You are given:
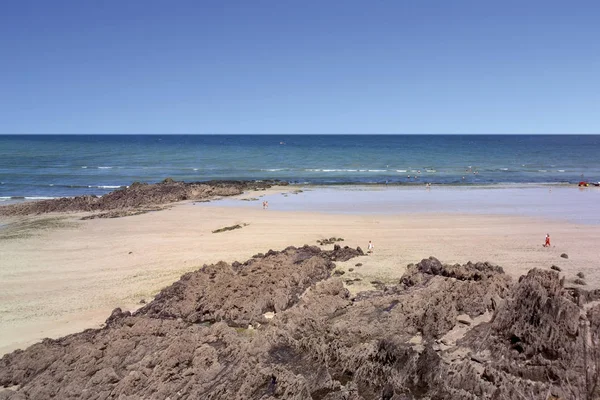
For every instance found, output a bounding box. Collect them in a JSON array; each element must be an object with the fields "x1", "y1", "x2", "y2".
[{"x1": 1, "y1": 188, "x2": 599, "y2": 356}]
